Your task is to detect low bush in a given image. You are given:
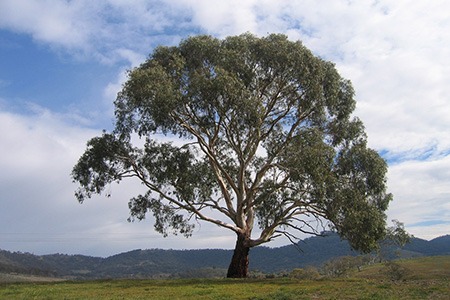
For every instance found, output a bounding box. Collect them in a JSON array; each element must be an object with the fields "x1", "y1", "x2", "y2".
[{"x1": 290, "y1": 266, "x2": 320, "y2": 280}]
